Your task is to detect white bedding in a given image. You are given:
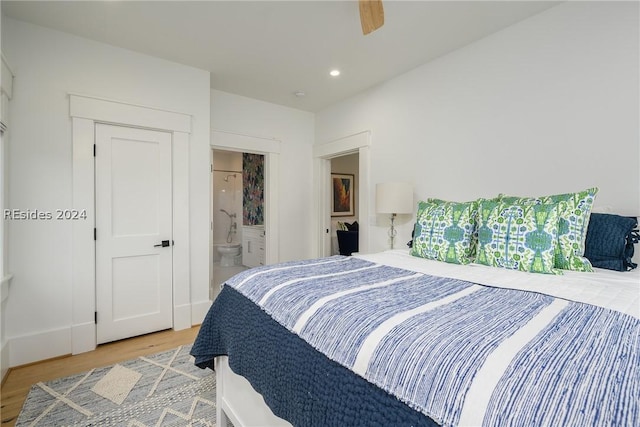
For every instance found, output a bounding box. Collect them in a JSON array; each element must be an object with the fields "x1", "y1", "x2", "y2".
[{"x1": 357, "y1": 249, "x2": 640, "y2": 319}]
